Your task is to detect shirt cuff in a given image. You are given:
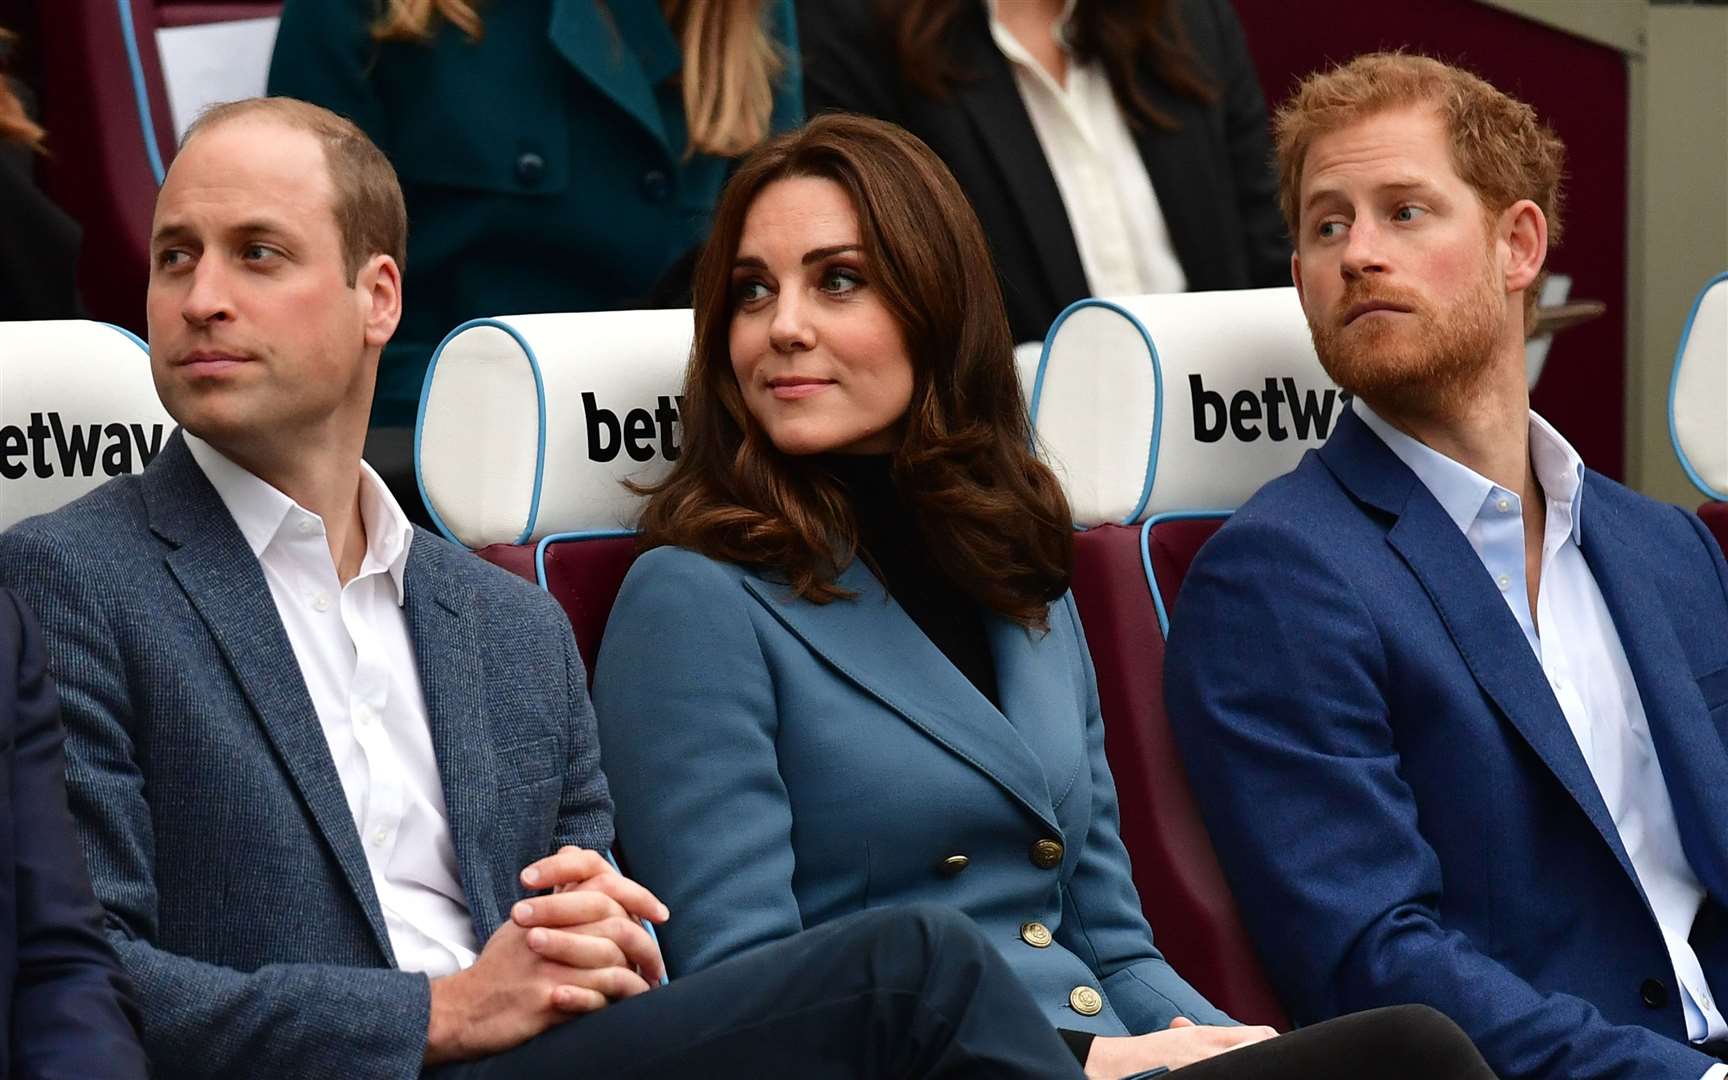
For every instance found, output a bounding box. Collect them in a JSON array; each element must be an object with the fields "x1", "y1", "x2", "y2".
[
  {"x1": 1700, "y1": 1063, "x2": 1728, "y2": 1080},
  {"x1": 1057, "y1": 1027, "x2": 1095, "y2": 1065}
]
